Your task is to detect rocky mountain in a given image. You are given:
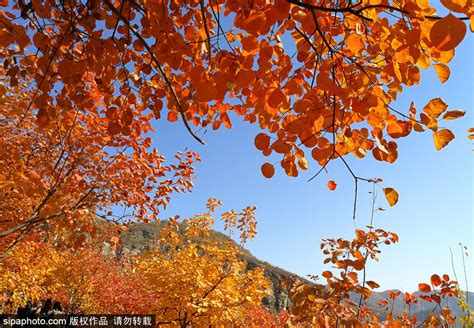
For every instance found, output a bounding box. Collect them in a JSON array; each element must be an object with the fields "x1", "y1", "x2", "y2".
[
  {"x1": 354, "y1": 289, "x2": 474, "y2": 323},
  {"x1": 114, "y1": 221, "x2": 297, "y2": 312},
  {"x1": 115, "y1": 221, "x2": 473, "y2": 322}
]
